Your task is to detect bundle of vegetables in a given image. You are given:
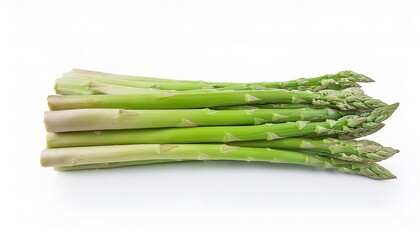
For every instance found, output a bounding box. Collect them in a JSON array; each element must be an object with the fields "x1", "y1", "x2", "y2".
[{"x1": 41, "y1": 70, "x2": 399, "y2": 180}]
